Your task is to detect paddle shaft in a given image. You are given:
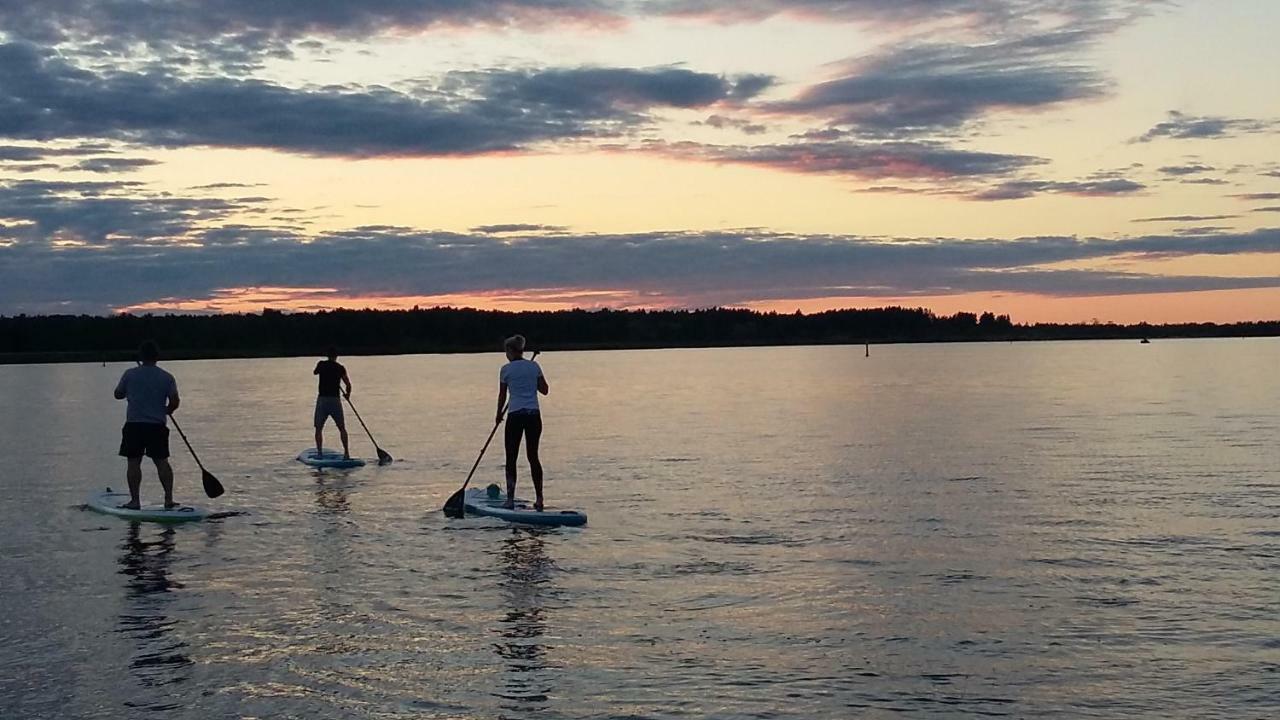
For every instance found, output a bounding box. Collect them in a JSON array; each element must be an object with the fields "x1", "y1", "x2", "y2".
[
  {"x1": 168, "y1": 414, "x2": 209, "y2": 473},
  {"x1": 459, "y1": 404, "x2": 505, "y2": 499},
  {"x1": 345, "y1": 394, "x2": 391, "y2": 462}
]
